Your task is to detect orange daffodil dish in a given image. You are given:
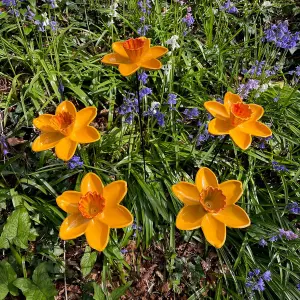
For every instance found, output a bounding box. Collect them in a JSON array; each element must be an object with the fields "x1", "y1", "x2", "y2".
[
  {"x1": 172, "y1": 167, "x2": 250, "y2": 248},
  {"x1": 56, "y1": 173, "x2": 133, "y2": 251},
  {"x1": 32, "y1": 101, "x2": 100, "y2": 161},
  {"x1": 204, "y1": 92, "x2": 272, "y2": 150},
  {"x1": 101, "y1": 37, "x2": 168, "y2": 76}
]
